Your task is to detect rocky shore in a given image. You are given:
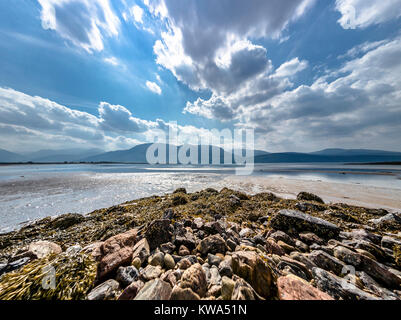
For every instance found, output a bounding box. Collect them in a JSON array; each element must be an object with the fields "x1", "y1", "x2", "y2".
[{"x1": 0, "y1": 187, "x2": 400, "y2": 300}]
